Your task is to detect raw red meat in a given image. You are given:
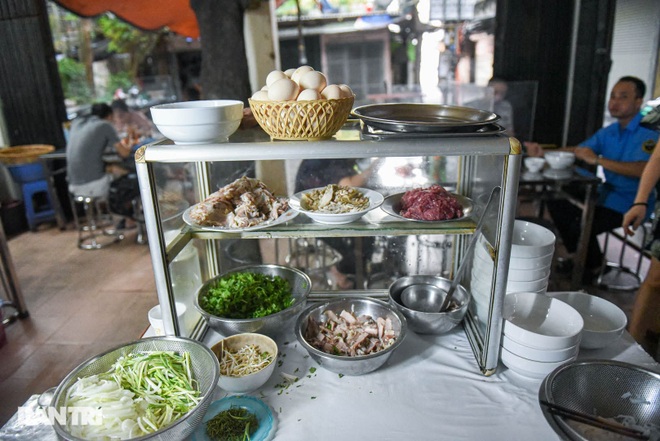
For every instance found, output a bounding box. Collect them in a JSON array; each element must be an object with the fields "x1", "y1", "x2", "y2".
[{"x1": 399, "y1": 185, "x2": 463, "y2": 221}]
